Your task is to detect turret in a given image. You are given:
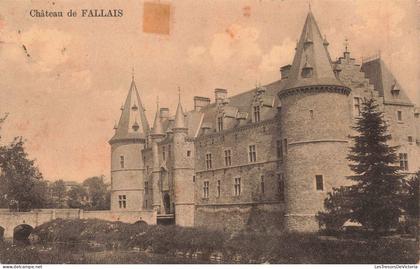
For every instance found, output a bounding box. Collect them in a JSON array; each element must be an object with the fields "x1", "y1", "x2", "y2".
[
  {"x1": 278, "y1": 11, "x2": 352, "y2": 231},
  {"x1": 150, "y1": 99, "x2": 165, "y2": 213},
  {"x1": 172, "y1": 90, "x2": 195, "y2": 226},
  {"x1": 109, "y1": 76, "x2": 150, "y2": 211}
]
